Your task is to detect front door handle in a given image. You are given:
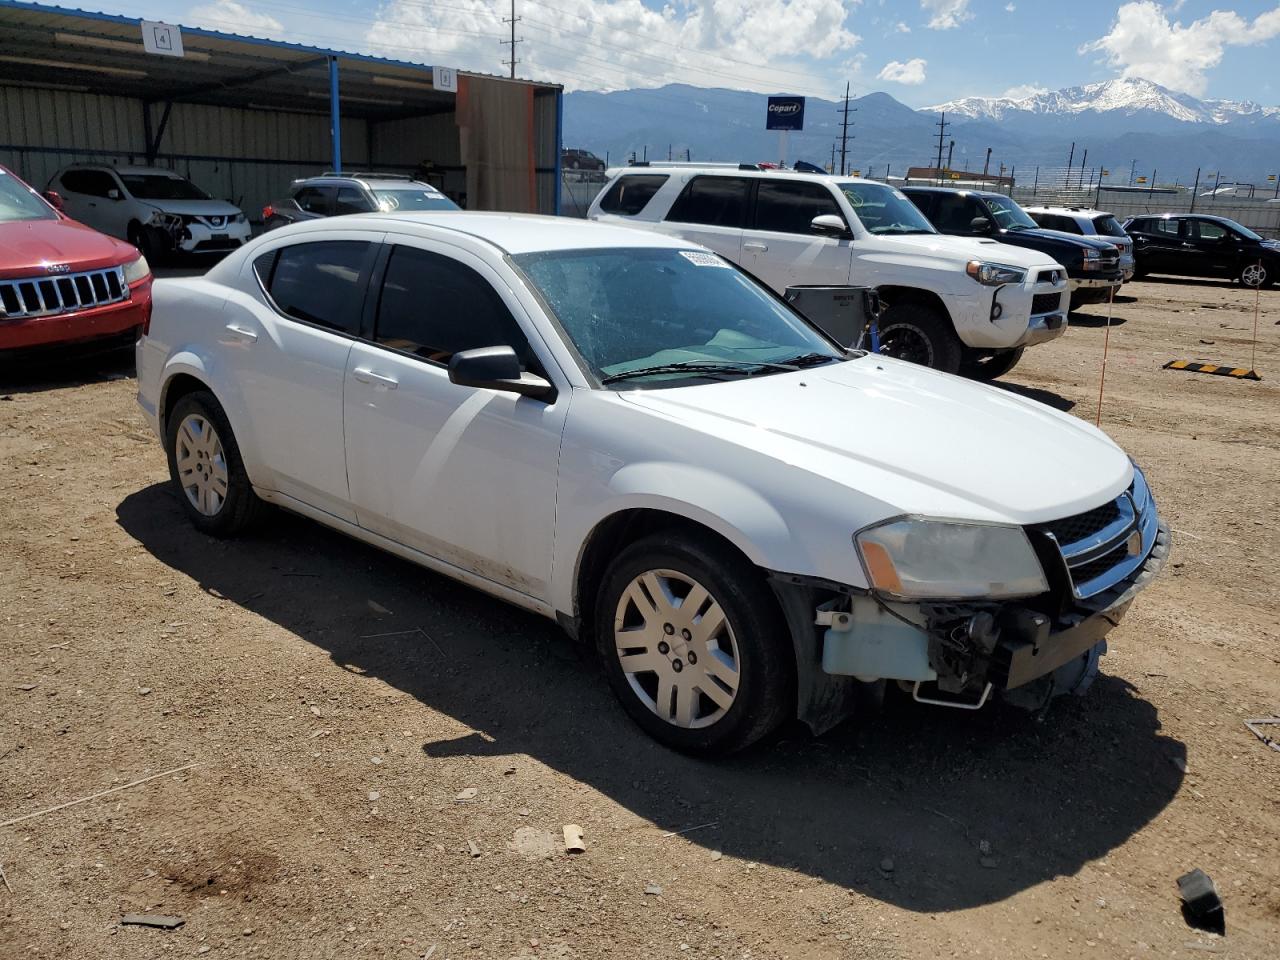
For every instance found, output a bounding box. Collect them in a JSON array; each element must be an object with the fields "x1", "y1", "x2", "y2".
[
  {"x1": 225, "y1": 324, "x2": 258, "y2": 342},
  {"x1": 352, "y1": 367, "x2": 399, "y2": 389},
  {"x1": 743, "y1": 242, "x2": 769, "y2": 252}
]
